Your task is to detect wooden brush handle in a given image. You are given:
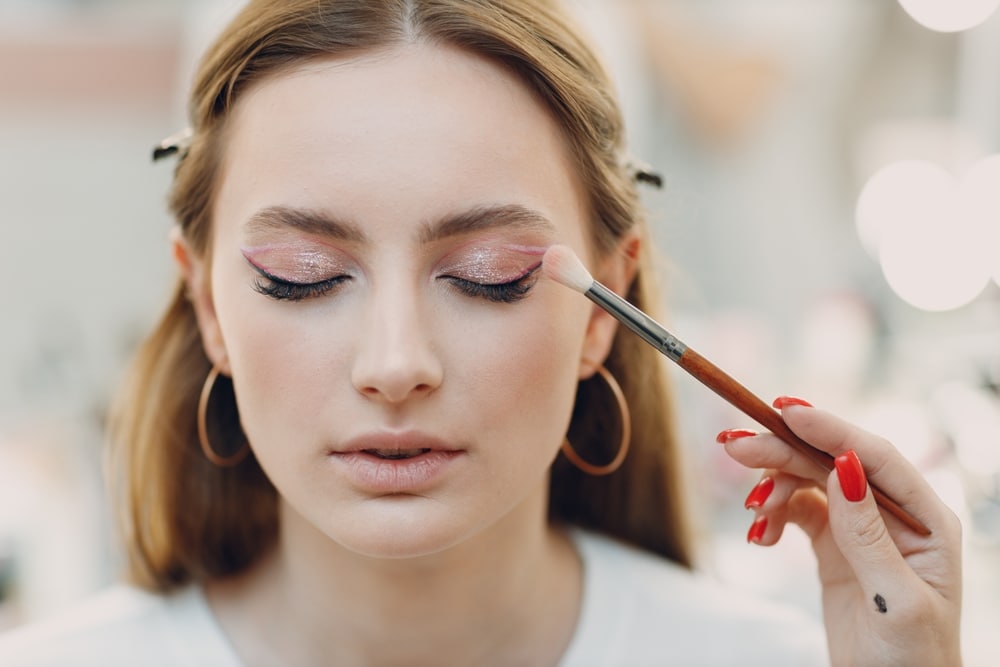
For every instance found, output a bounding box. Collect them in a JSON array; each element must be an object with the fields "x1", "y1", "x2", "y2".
[{"x1": 679, "y1": 348, "x2": 931, "y2": 536}]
